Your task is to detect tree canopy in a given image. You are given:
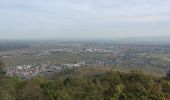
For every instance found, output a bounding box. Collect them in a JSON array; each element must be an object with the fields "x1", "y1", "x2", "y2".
[{"x1": 0, "y1": 68, "x2": 169, "y2": 100}]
